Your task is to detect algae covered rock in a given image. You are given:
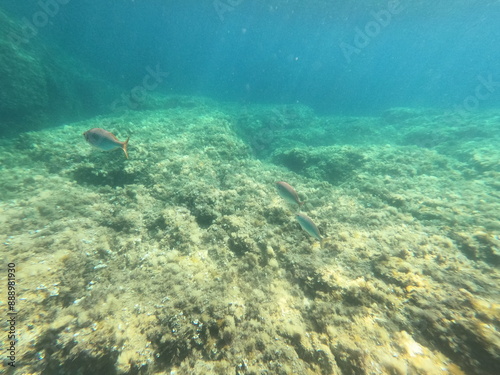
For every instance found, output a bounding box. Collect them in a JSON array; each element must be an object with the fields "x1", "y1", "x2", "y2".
[
  {"x1": 272, "y1": 145, "x2": 366, "y2": 185},
  {"x1": 0, "y1": 10, "x2": 49, "y2": 133},
  {"x1": 0, "y1": 9, "x2": 119, "y2": 136},
  {"x1": 1, "y1": 101, "x2": 500, "y2": 375}
]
